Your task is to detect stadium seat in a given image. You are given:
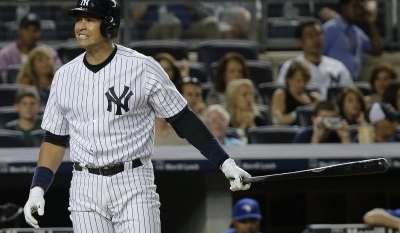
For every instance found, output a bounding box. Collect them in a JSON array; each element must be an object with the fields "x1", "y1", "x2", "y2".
[
  {"x1": 5, "y1": 64, "x2": 22, "y2": 84},
  {"x1": 211, "y1": 60, "x2": 273, "y2": 87},
  {"x1": 30, "y1": 129, "x2": 45, "y2": 147},
  {"x1": 296, "y1": 104, "x2": 314, "y2": 127},
  {"x1": 0, "y1": 84, "x2": 29, "y2": 107},
  {"x1": 327, "y1": 83, "x2": 371, "y2": 100},
  {"x1": 195, "y1": 39, "x2": 259, "y2": 75},
  {"x1": 257, "y1": 104, "x2": 272, "y2": 125},
  {"x1": 257, "y1": 82, "x2": 284, "y2": 105},
  {"x1": 247, "y1": 125, "x2": 302, "y2": 144},
  {"x1": 0, "y1": 107, "x2": 18, "y2": 128},
  {"x1": 0, "y1": 129, "x2": 24, "y2": 147},
  {"x1": 56, "y1": 42, "x2": 85, "y2": 64},
  {"x1": 245, "y1": 60, "x2": 274, "y2": 87},
  {"x1": 129, "y1": 40, "x2": 190, "y2": 60},
  {"x1": 188, "y1": 62, "x2": 209, "y2": 83}
]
